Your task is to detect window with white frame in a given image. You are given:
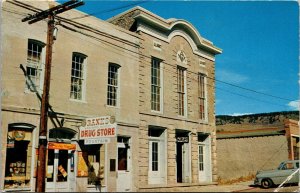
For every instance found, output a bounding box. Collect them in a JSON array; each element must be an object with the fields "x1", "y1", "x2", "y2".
[
  {"x1": 198, "y1": 145, "x2": 204, "y2": 171},
  {"x1": 26, "y1": 39, "x2": 45, "y2": 92},
  {"x1": 107, "y1": 63, "x2": 120, "y2": 106},
  {"x1": 198, "y1": 73, "x2": 206, "y2": 120},
  {"x1": 177, "y1": 66, "x2": 186, "y2": 116},
  {"x1": 151, "y1": 57, "x2": 162, "y2": 111},
  {"x1": 70, "y1": 52, "x2": 86, "y2": 100},
  {"x1": 151, "y1": 142, "x2": 159, "y2": 171}
]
